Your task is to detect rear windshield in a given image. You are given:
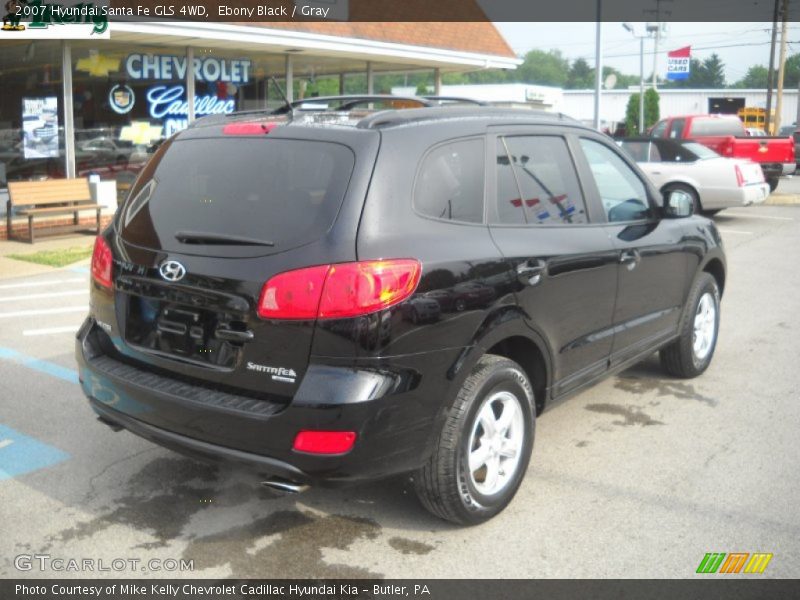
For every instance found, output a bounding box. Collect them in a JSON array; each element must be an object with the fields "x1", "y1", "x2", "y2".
[
  {"x1": 688, "y1": 118, "x2": 745, "y2": 137},
  {"x1": 119, "y1": 138, "x2": 355, "y2": 255}
]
